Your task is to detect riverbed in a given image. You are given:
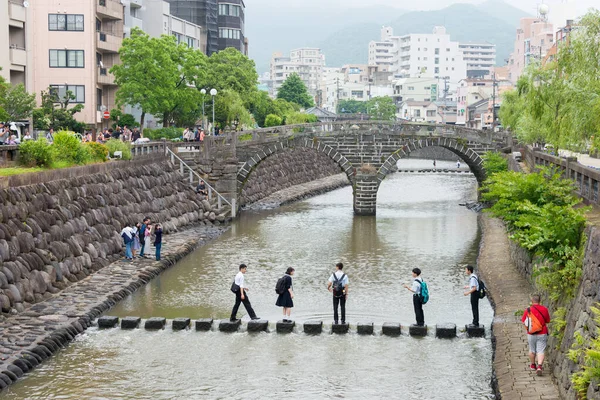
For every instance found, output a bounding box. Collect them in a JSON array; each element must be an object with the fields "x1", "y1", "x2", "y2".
[{"x1": 4, "y1": 159, "x2": 494, "y2": 399}]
